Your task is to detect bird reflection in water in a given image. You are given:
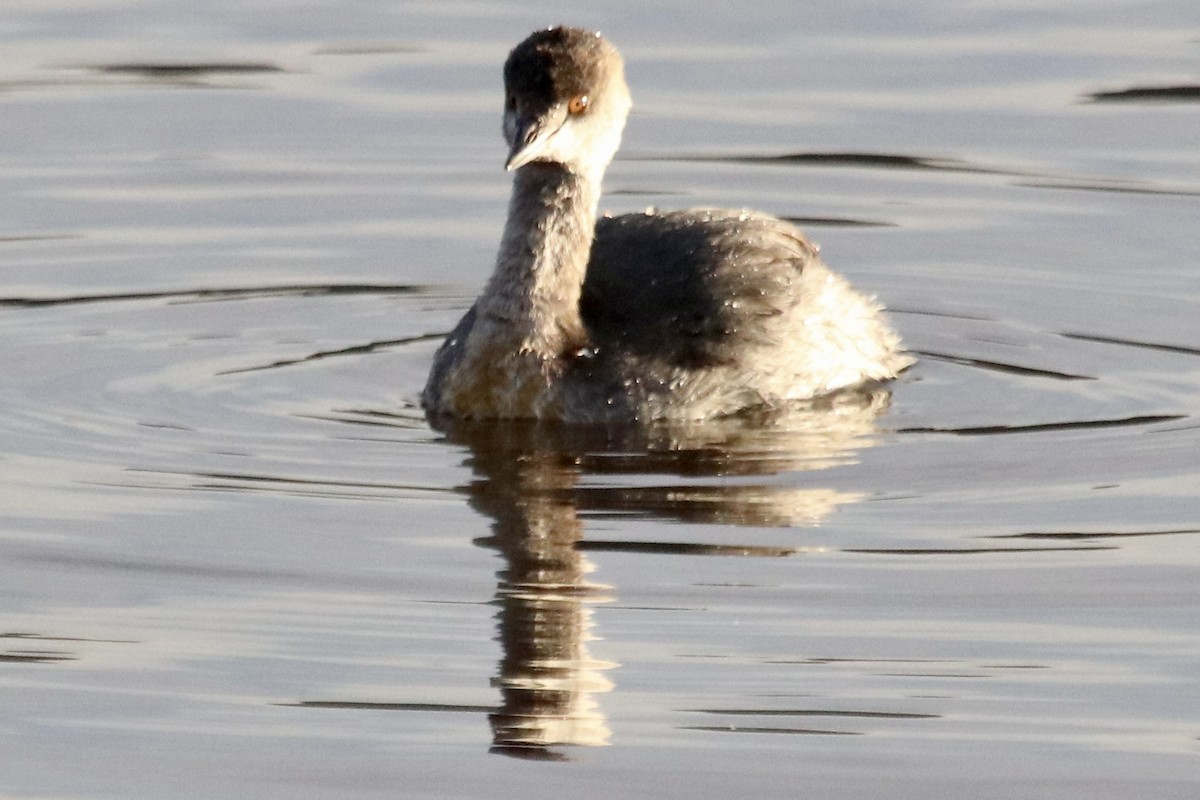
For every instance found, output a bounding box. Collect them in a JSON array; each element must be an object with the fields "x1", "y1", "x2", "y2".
[
  {"x1": 471, "y1": 444, "x2": 616, "y2": 759},
  {"x1": 431, "y1": 387, "x2": 893, "y2": 759}
]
